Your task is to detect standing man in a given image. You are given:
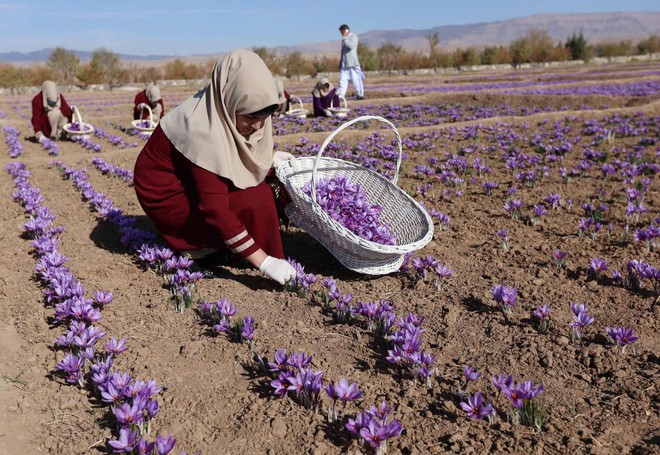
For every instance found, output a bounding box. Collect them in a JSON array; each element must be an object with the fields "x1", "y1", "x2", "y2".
[{"x1": 338, "y1": 24, "x2": 365, "y2": 100}]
